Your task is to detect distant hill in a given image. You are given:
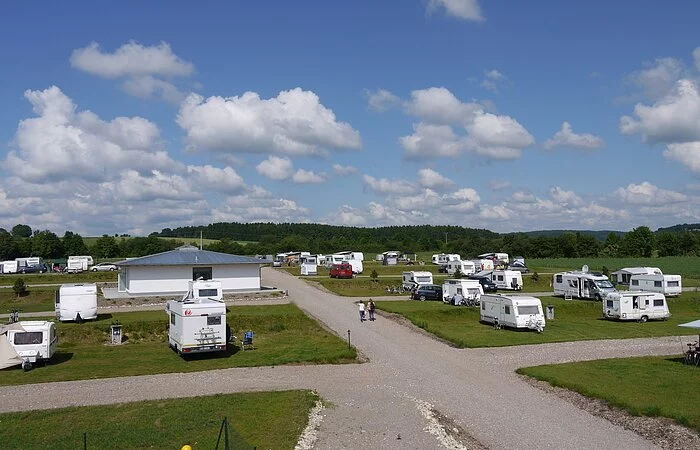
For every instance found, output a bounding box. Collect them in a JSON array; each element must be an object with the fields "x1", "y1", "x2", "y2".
[
  {"x1": 517, "y1": 230, "x2": 624, "y2": 241},
  {"x1": 656, "y1": 223, "x2": 700, "y2": 233}
]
